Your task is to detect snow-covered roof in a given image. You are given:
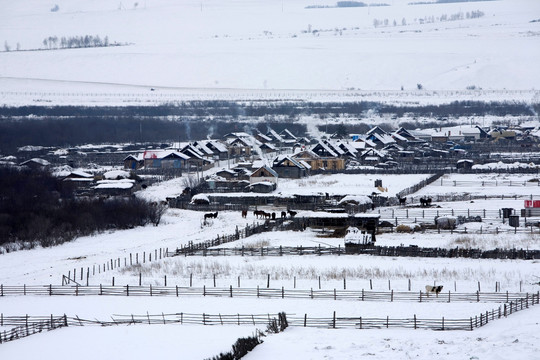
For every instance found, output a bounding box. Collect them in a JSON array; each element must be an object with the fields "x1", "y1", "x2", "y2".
[
  {"x1": 256, "y1": 132, "x2": 273, "y2": 142},
  {"x1": 190, "y1": 193, "x2": 210, "y2": 203},
  {"x1": 267, "y1": 129, "x2": 284, "y2": 142},
  {"x1": 370, "y1": 133, "x2": 396, "y2": 145},
  {"x1": 338, "y1": 195, "x2": 373, "y2": 205},
  {"x1": 143, "y1": 150, "x2": 190, "y2": 160},
  {"x1": 103, "y1": 170, "x2": 131, "y2": 180},
  {"x1": 280, "y1": 129, "x2": 298, "y2": 140},
  {"x1": 251, "y1": 165, "x2": 279, "y2": 178},
  {"x1": 124, "y1": 153, "x2": 144, "y2": 161},
  {"x1": 95, "y1": 179, "x2": 135, "y2": 189},
  {"x1": 20, "y1": 158, "x2": 50, "y2": 166}
]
